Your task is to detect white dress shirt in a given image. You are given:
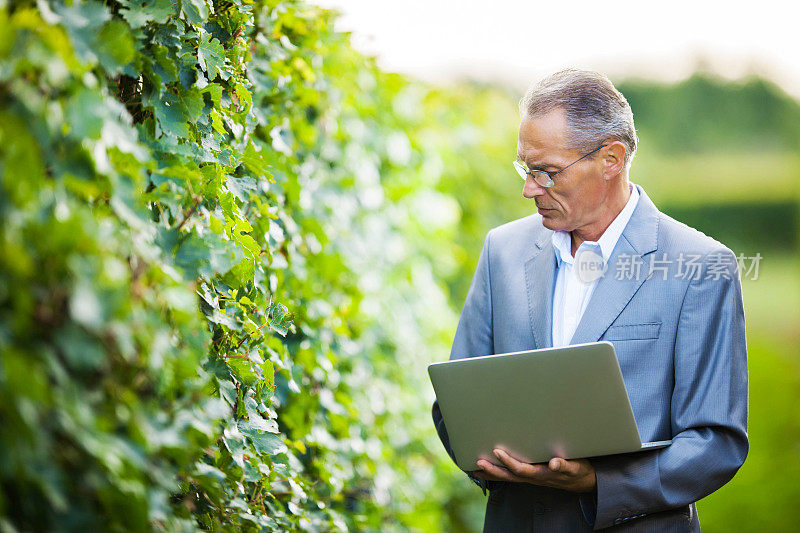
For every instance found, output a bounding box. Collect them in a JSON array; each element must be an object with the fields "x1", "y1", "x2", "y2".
[{"x1": 551, "y1": 183, "x2": 640, "y2": 347}]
